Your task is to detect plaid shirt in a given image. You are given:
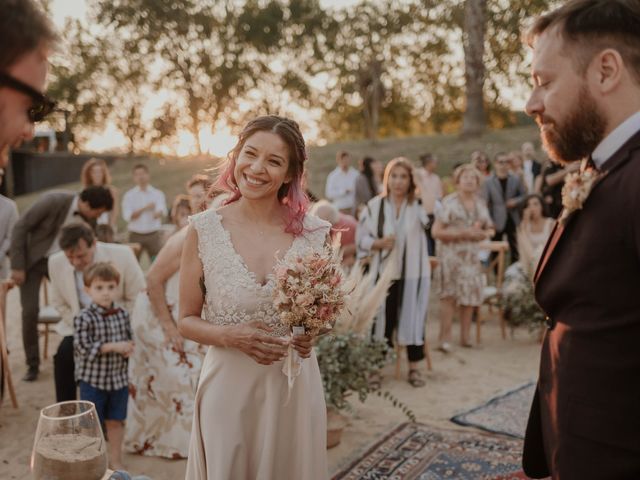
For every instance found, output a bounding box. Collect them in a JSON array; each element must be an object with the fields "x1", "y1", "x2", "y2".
[{"x1": 74, "y1": 303, "x2": 132, "y2": 391}]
